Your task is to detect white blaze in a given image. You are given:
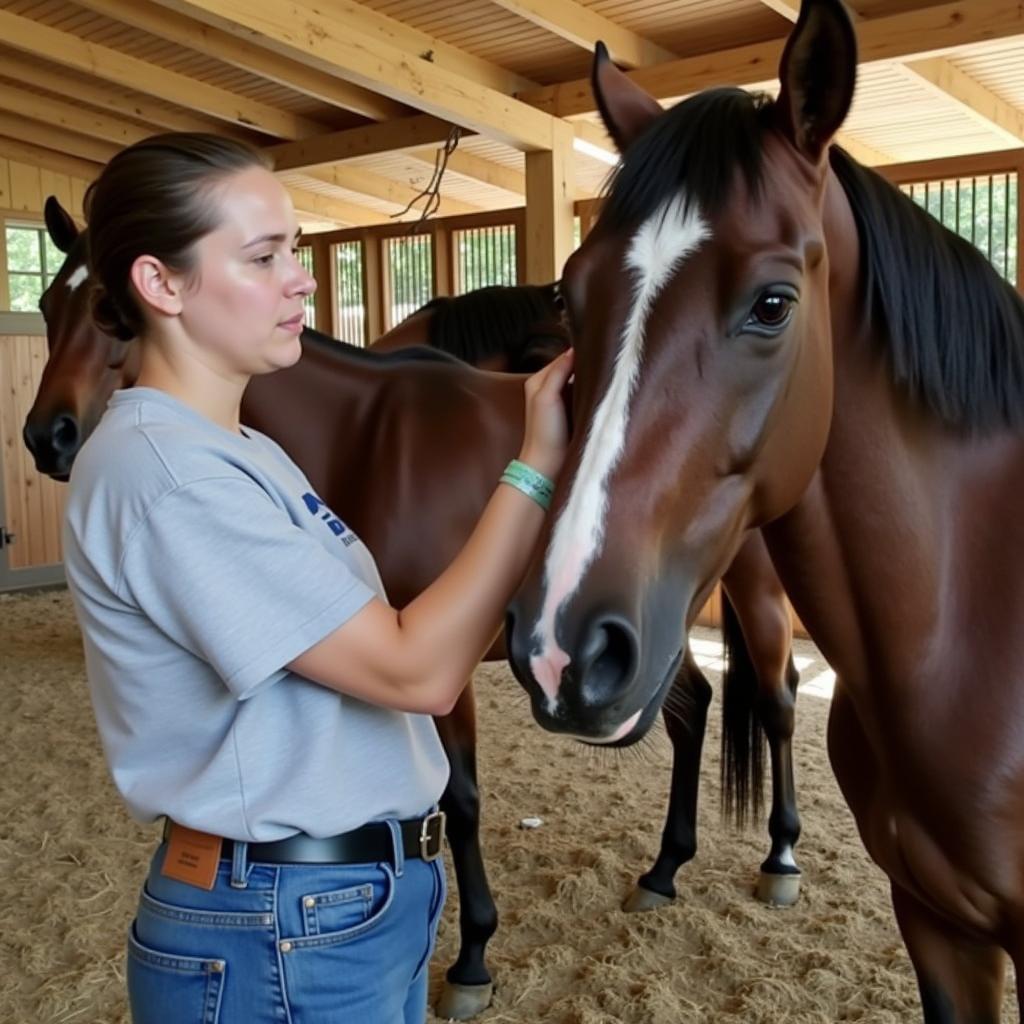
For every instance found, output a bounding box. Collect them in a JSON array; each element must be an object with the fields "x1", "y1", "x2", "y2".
[
  {"x1": 529, "y1": 194, "x2": 710, "y2": 710},
  {"x1": 66, "y1": 264, "x2": 88, "y2": 291}
]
